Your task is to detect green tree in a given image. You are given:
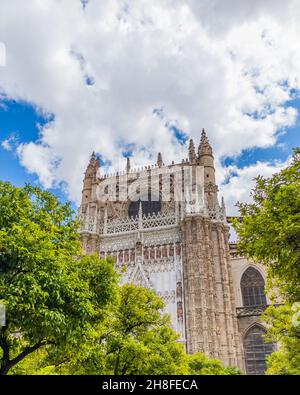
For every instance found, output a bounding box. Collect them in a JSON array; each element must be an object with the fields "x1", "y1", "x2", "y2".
[
  {"x1": 18, "y1": 284, "x2": 240, "y2": 375},
  {"x1": 233, "y1": 148, "x2": 300, "y2": 374},
  {"x1": 9, "y1": 285, "x2": 241, "y2": 375},
  {"x1": 43, "y1": 284, "x2": 189, "y2": 375},
  {"x1": 186, "y1": 353, "x2": 242, "y2": 375},
  {"x1": 0, "y1": 180, "x2": 241, "y2": 375},
  {"x1": 0, "y1": 181, "x2": 118, "y2": 375},
  {"x1": 103, "y1": 285, "x2": 187, "y2": 375},
  {"x1": 233, "y1": 149, "x2": 300, "y2": 302},
  {"x1": 263, "y1": 304, "x2": 300, "y2": 375}
]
